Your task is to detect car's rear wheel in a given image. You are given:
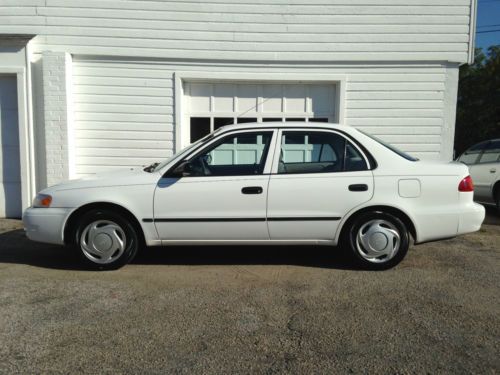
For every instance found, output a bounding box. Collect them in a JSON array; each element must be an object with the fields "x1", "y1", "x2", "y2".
[
  {"x1": 345, "y1": 211, "x2": 410, "y2": 270},
  {"x1": 74, "y1": 209, "x2": 139, "y2": 270}
]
